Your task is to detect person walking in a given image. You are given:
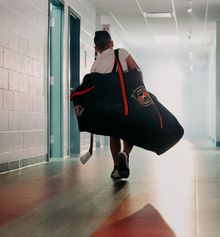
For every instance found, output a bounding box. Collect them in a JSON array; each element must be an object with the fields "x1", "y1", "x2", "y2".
[{"x1": 91, "y1": 30, "x2": 142, "y2": 179}]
